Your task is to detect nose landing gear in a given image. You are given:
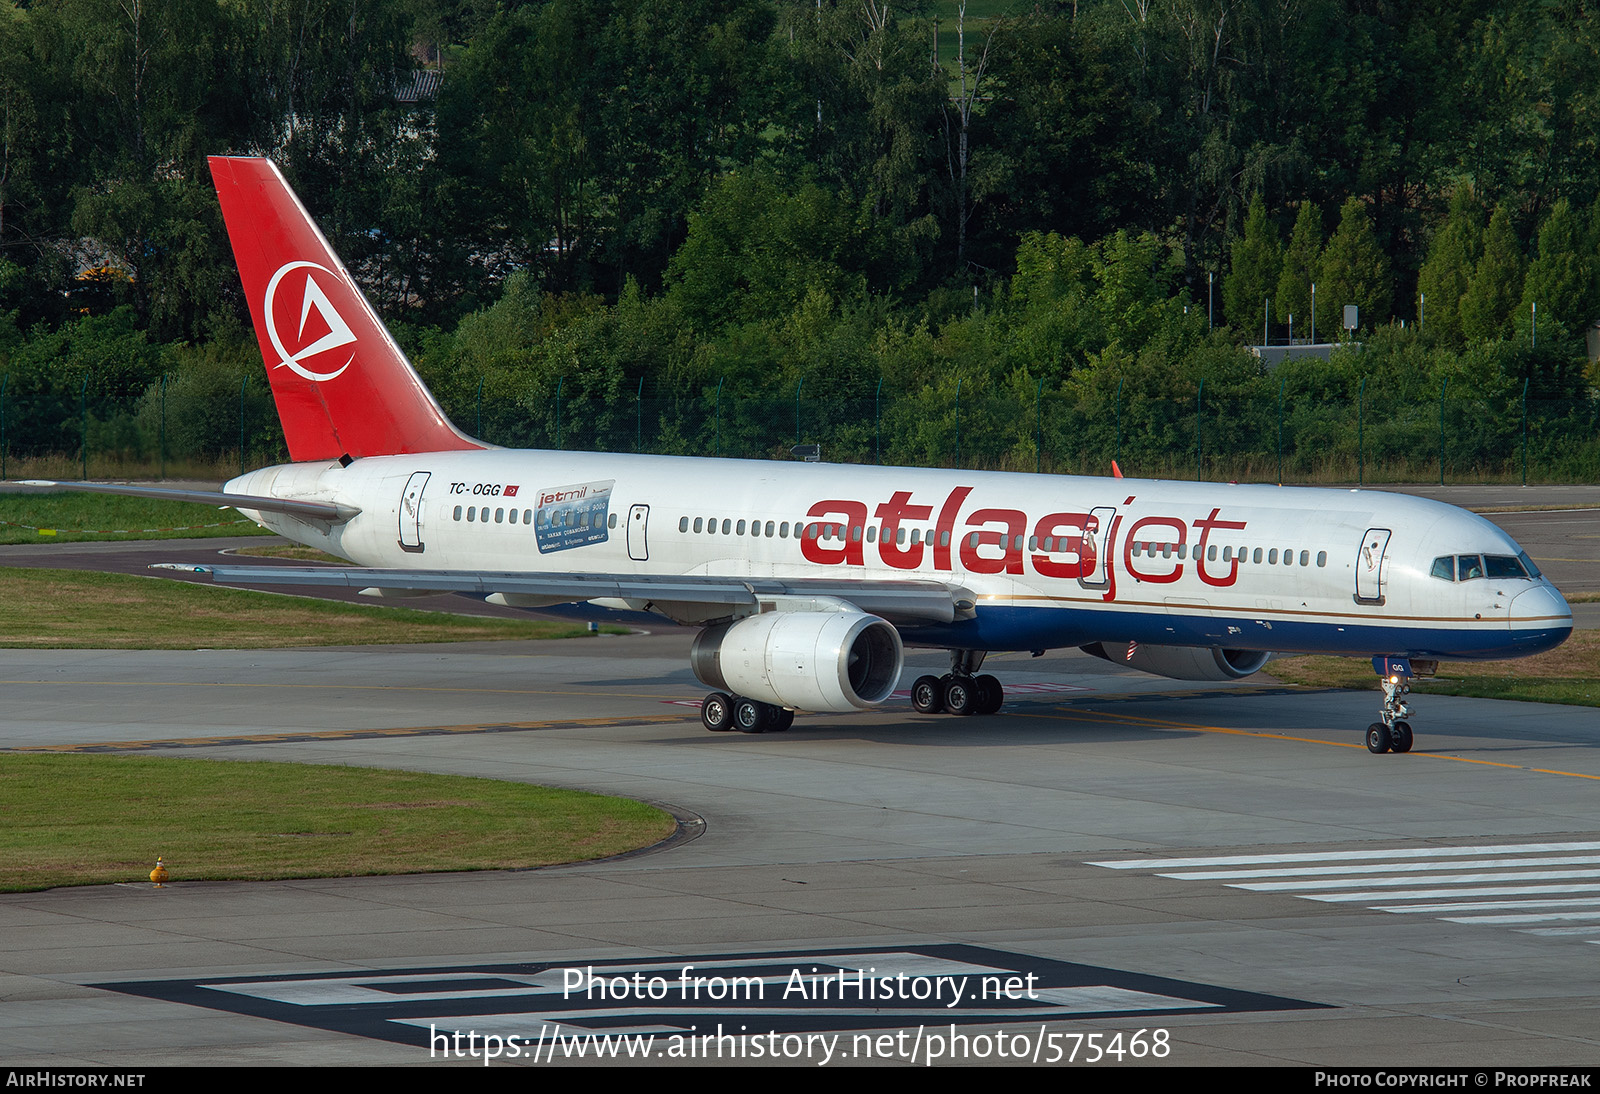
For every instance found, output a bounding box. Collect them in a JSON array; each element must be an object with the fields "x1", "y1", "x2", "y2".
[{"x1": 1367, "y1": 656, "x2": 1418, "y2": 754}]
